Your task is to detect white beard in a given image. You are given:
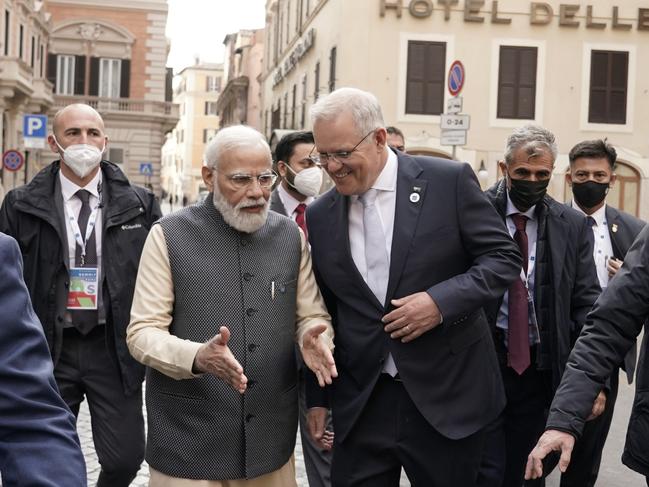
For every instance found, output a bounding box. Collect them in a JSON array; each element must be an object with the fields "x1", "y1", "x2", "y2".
[{"x1": 212, "y1": 188, "x2": 269, "y2": 234}]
